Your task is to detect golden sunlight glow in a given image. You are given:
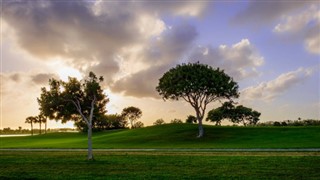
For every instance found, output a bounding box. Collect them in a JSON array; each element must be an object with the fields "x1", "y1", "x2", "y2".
[
  {"x1": 48, "y1": 59, "x2": 83, "y2": 81},
  {"x1": 57, "y1": 66, "x2": 82, "y2": 81}
]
